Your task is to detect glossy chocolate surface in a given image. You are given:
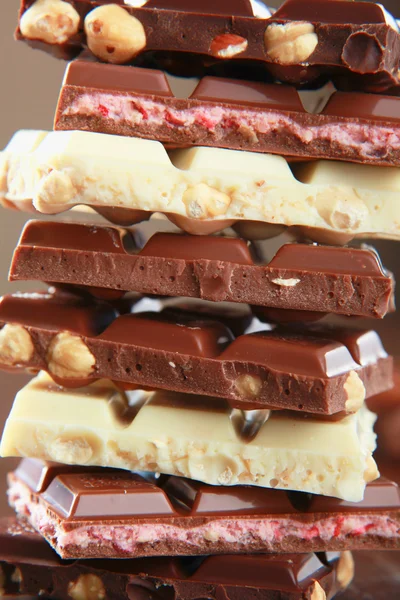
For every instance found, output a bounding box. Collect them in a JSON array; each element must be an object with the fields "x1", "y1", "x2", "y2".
[
  {"x1": 56, "y1": 59, "x2": 400, "y2": 165},
  {"x1": 18, "y1": 0, "x2": 400, "y2": 92},
  {"x1": 9, "y1": 459, "x2": 400, "y2": 563},
  {"x1": 0, "y1": 290, "x2": 393, "y2": 412},
  {"x1": 10, "y1": 220, "x2": 394, "y2": 319}
]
